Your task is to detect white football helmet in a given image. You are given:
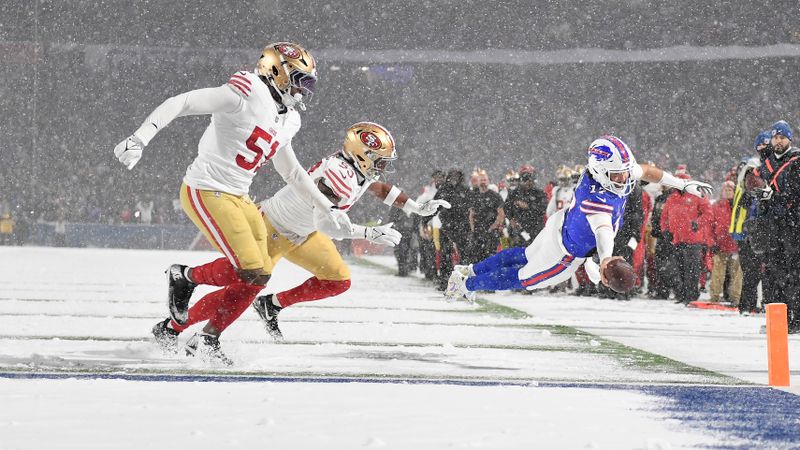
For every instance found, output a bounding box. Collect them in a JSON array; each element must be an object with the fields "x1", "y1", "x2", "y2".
[{"x1": 586, "y1": 135, "x2": 637, "y2": 197}]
